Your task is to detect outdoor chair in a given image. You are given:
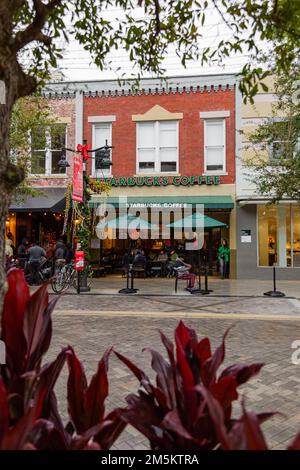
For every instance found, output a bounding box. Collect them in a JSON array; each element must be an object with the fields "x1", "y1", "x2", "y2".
[
  {"x1": 131, "y1": 265, "x2": 146, "y2": 279},
  {"x1": 174, "y1": 269, "x2": 192, "y2": 293}
]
